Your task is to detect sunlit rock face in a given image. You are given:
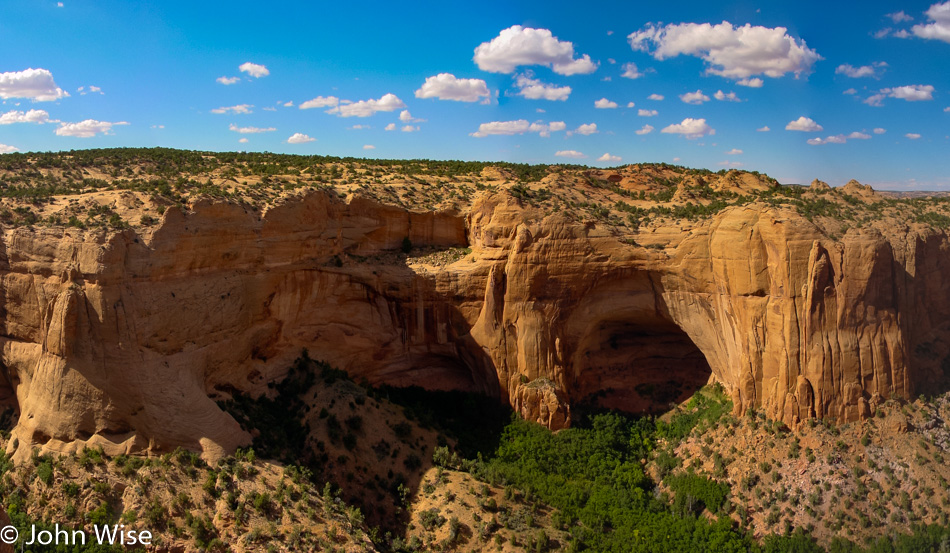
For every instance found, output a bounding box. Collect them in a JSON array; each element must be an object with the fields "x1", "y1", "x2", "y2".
[{"x1": 1, "y1": 189, "x2": 946, "y2": 460}]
